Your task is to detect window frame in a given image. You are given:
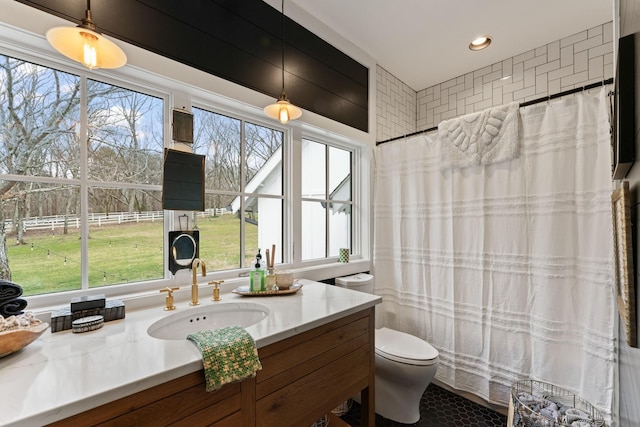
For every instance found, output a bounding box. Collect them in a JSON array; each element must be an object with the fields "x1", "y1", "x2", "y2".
[
  {"x1": 190, "y1": 103, "x2": 287, "y2": 270},
  {"x1": 296, "y1": 128, "x2": 363, "y2": 267},
  {"x1": 0, "y1": 36, "x2": 367, "y2": 311},
  {"x1": 299, "y1": 138, "x2": 355, "y2": 261}
]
